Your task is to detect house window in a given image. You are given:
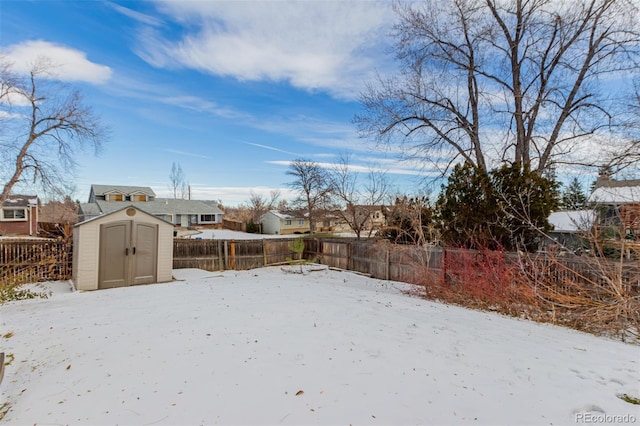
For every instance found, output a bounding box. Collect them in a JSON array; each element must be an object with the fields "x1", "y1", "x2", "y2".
[
  {"x1": 297, "y1": 219, "x2": 304, "y2": 225},
  {"x1": 108, "y1": 194, "x2": 124, "y2": 201},
  {"x1": 2, "y1": 209, "x2": 26, "y2": 220},
  {"x1": 132, "y1": 194, "x2": 147, "y2": 202},
  {"x1": 285, "y1": 219, "x2": 292, "y2": 225},
  {"x1": 200, "y1": 214, "x2": 216, "y2": 222}
]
